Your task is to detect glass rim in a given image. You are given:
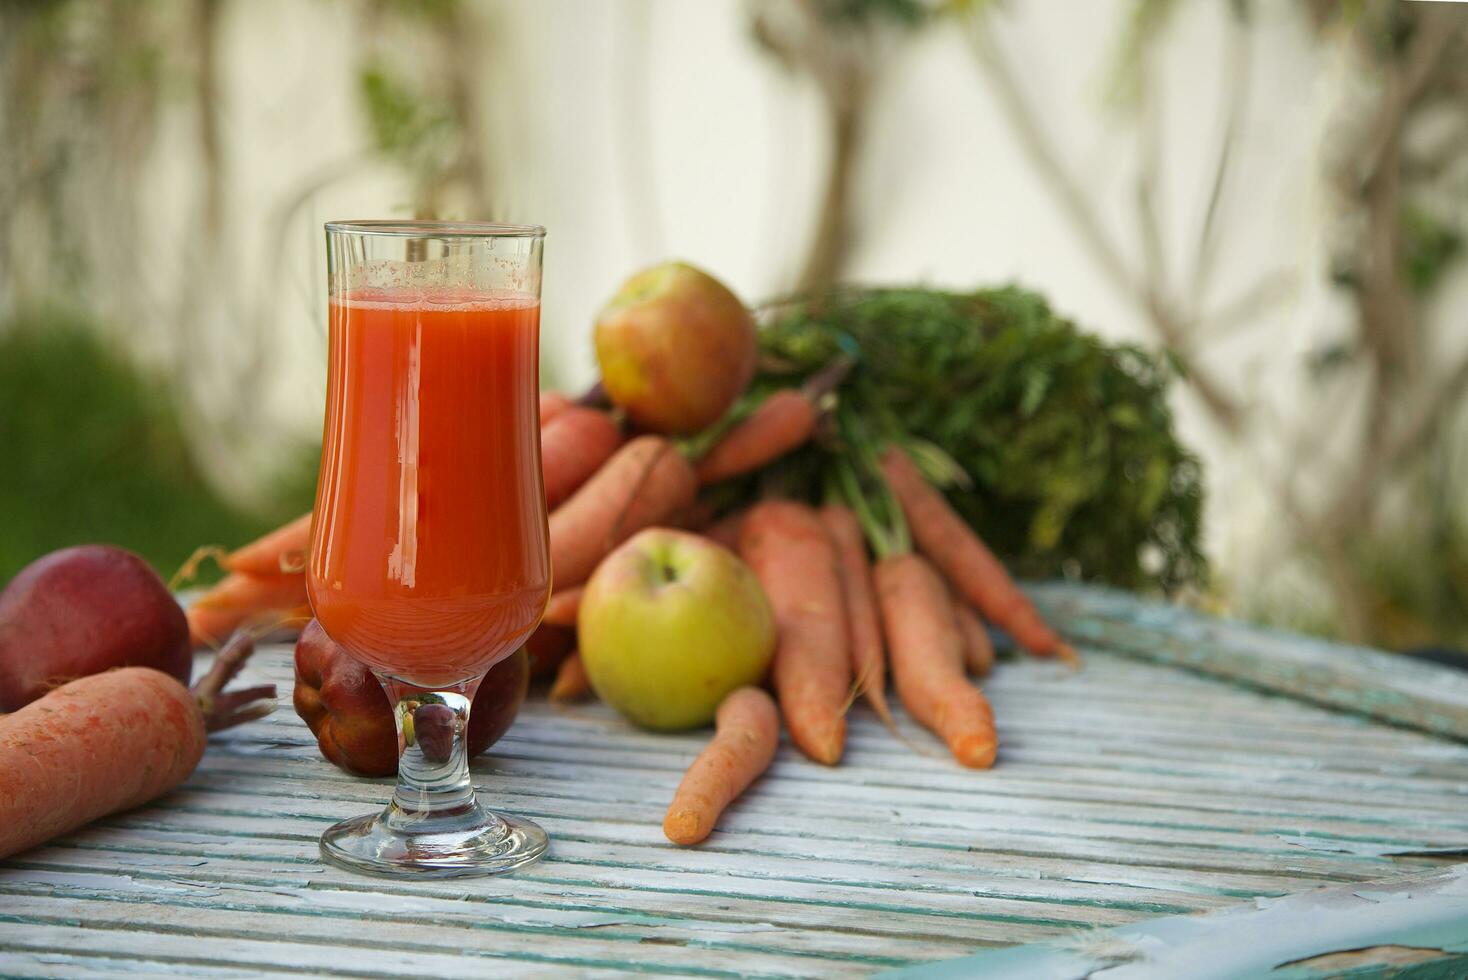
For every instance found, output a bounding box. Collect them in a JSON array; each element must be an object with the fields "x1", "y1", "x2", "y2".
[{"x1": 325, "y1": 220, "x2": 546, "y2": 239}]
